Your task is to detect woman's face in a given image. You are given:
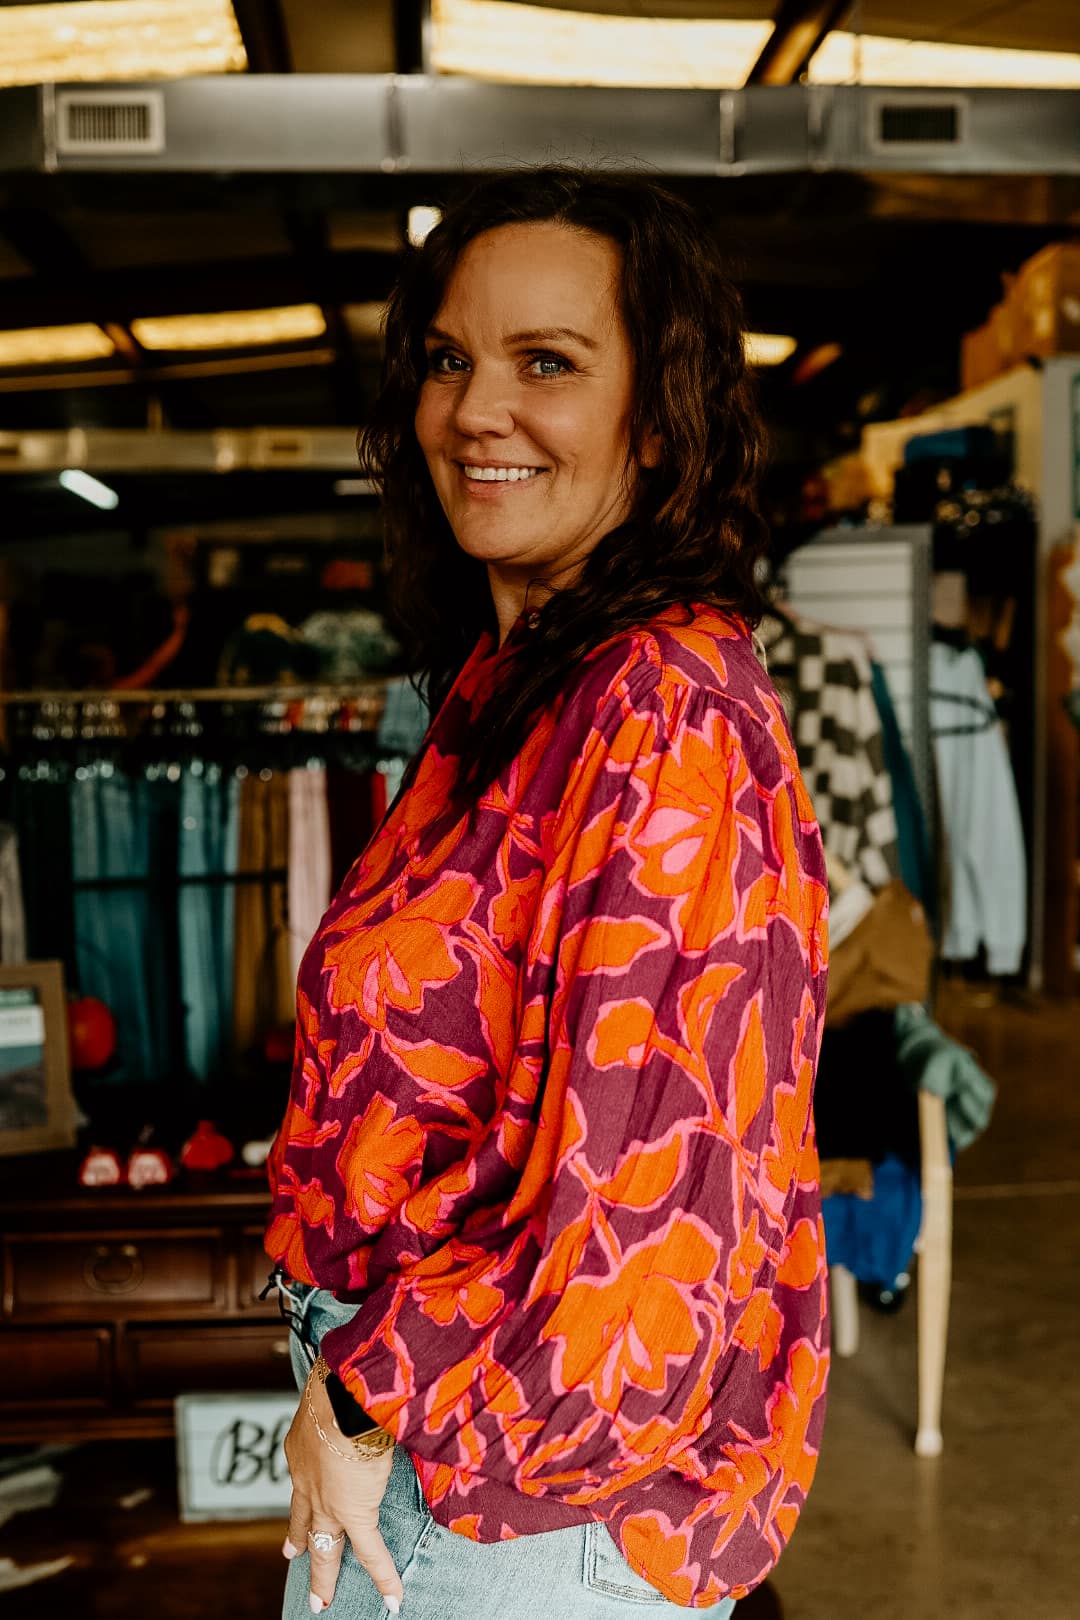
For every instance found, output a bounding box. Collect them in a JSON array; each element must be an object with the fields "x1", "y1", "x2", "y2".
[{"x1": 414, "y1": 222, "x2": 654, "y2": 621}]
